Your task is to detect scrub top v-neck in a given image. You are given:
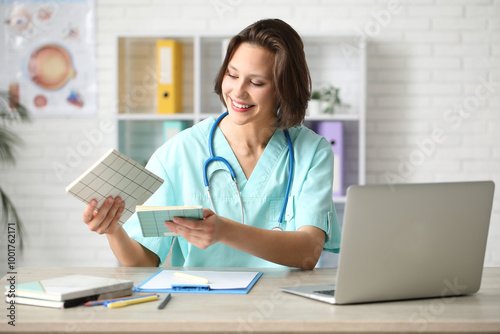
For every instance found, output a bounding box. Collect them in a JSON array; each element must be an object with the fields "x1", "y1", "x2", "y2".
[{"x1": 123, "y1": 116, "x2": 341, "y2": 268}]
